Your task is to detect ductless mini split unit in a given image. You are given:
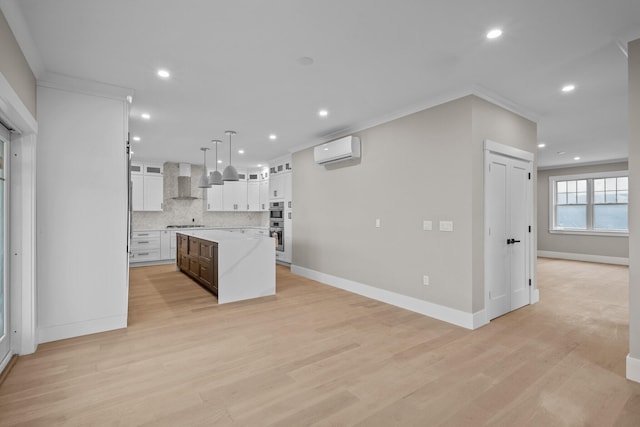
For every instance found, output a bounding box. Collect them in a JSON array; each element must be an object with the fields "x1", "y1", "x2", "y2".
[{"x1": 314, "y1": 135, "x2": 361, "y2": 165}]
